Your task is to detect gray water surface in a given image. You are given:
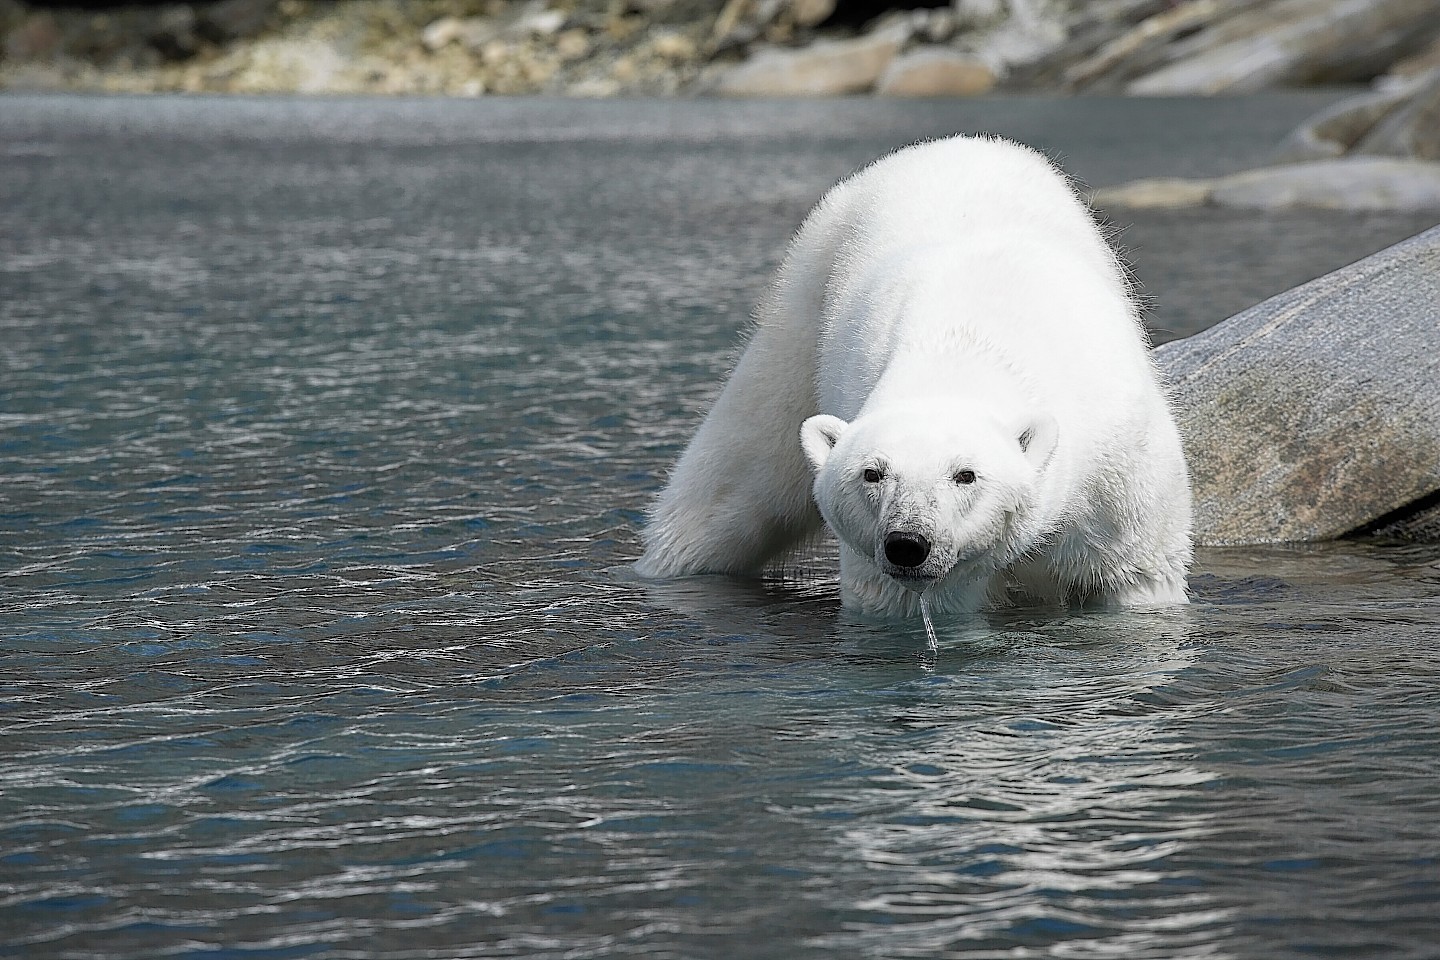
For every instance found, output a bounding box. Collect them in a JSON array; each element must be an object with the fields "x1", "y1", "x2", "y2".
[{"x1": 3, "y1": 95, "x2": 1440, "y2": 959}]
